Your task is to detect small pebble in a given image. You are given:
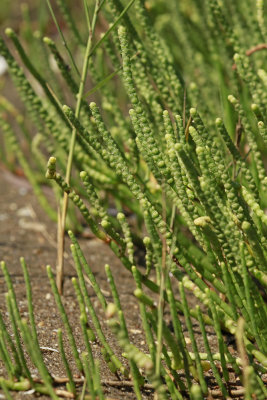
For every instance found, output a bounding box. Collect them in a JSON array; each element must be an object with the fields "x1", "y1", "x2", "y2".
[
  {"x1": 130, "y1": 329, "x2": 142, "y2": 334},
  {"x1": 19, "y1": 187, "x2": 28, "y2": 196},
  {"x1": 9, "y1": 202, "x2": 18, "y2": 211},
  {"x1": 0, "y1": 213, "x2": 8, "y2": 221},
  {"x1": 94, "y1": 300, "x2": 98, "y2": 308},
  {"x1": 17, "y1": 206, "x2": 34, "y2": 217}
]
